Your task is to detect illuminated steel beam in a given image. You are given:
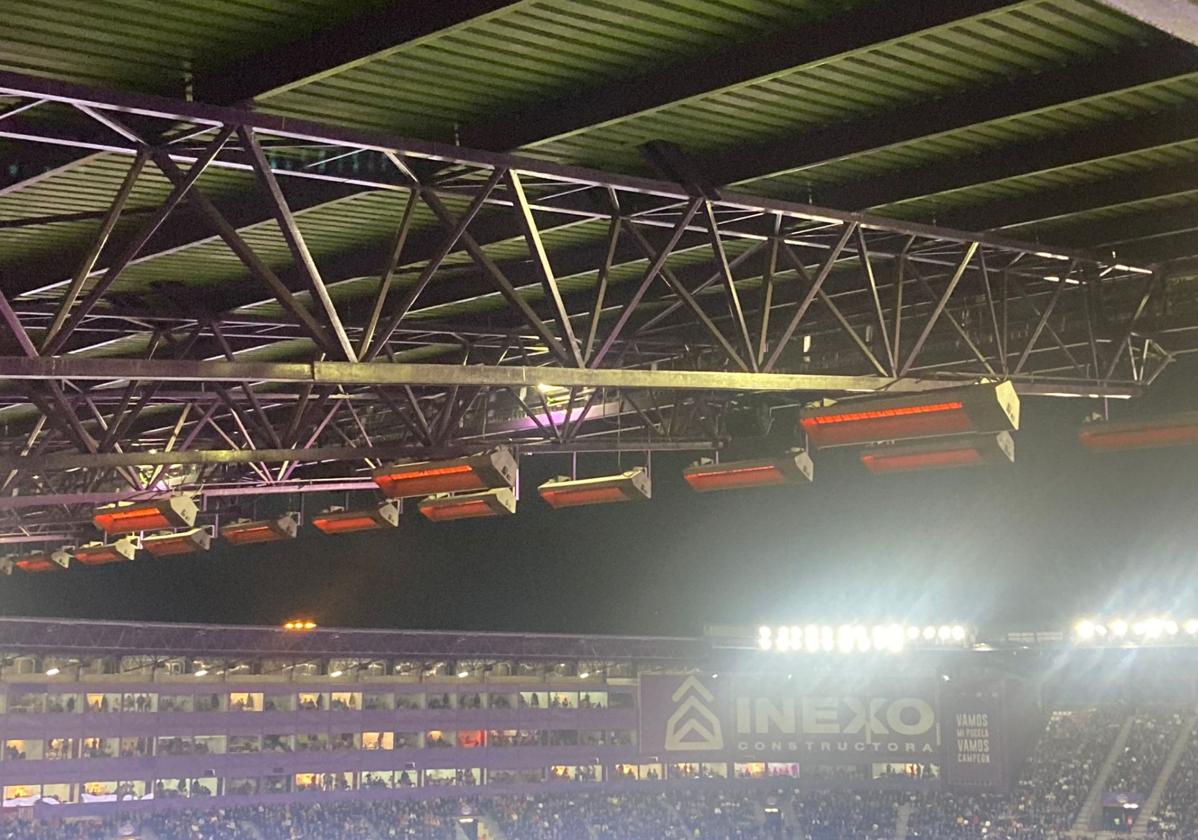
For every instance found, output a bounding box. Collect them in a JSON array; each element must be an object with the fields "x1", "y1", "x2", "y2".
[{"x1": 0, "y1": 356, "x2": 1140, "y2": 398}]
